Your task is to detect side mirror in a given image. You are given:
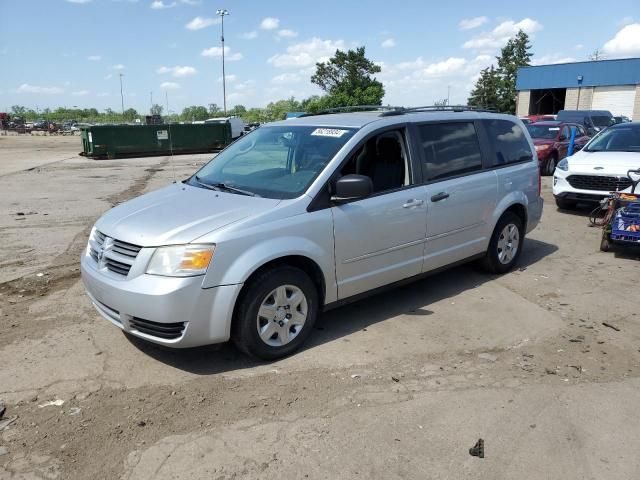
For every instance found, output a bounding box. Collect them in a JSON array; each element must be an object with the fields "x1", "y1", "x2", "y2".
[{"x1": 331, "y1": 174, "x2": 373, "y2": 203}]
